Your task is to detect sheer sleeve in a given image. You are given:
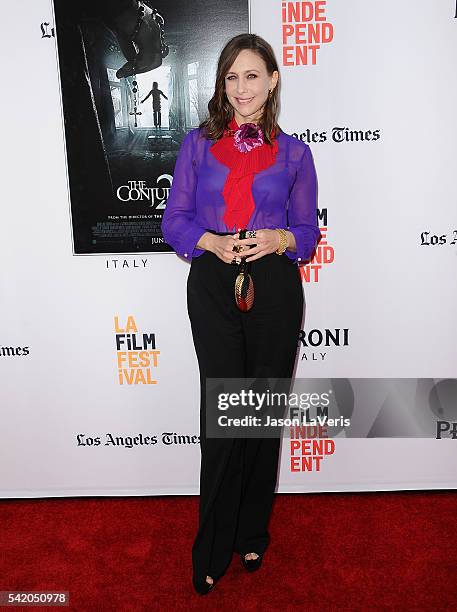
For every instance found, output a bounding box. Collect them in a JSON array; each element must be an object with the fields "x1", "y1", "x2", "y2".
[
  {"x1": 161, "y1": 130, "x2": 207, "y2": 259},
  {"x1": 284, "y1": 144, "x2": 322, "y2": 263}
]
